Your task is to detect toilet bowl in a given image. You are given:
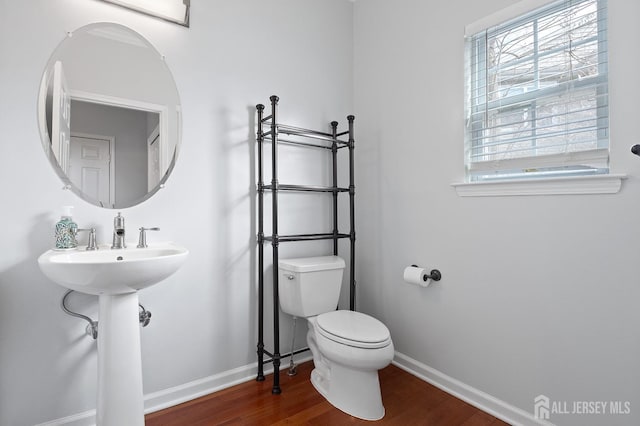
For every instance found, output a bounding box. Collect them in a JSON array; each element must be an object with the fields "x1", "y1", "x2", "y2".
[
  {"x1": 278, "y1": 256, "x2": 394, "y2": 420},
  {"x1": 307, "y1": 310, "x2": 394, "y2": 420}
]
